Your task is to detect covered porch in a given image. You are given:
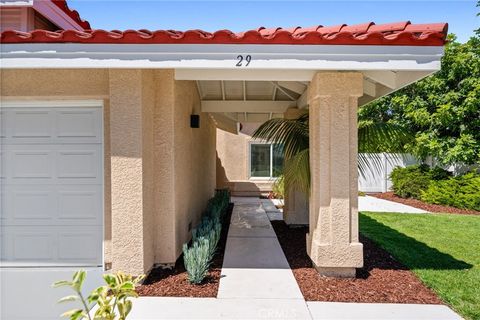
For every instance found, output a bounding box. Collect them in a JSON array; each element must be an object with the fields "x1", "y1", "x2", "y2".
[{"x1": 170, "y1": 35, "x2": 444, "y2": 275}]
